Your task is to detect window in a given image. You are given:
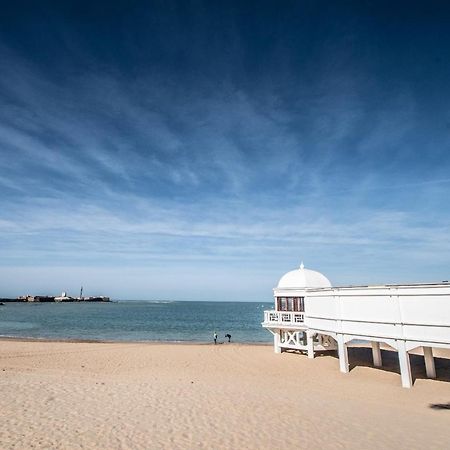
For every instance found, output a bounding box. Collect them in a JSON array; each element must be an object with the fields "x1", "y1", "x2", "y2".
[
  {"x1": 276, "y1": 296, "x2": 305, "y2": 312},
  {"x1": 287, "y1": 297, "x2": 293, "y2": 311}
]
